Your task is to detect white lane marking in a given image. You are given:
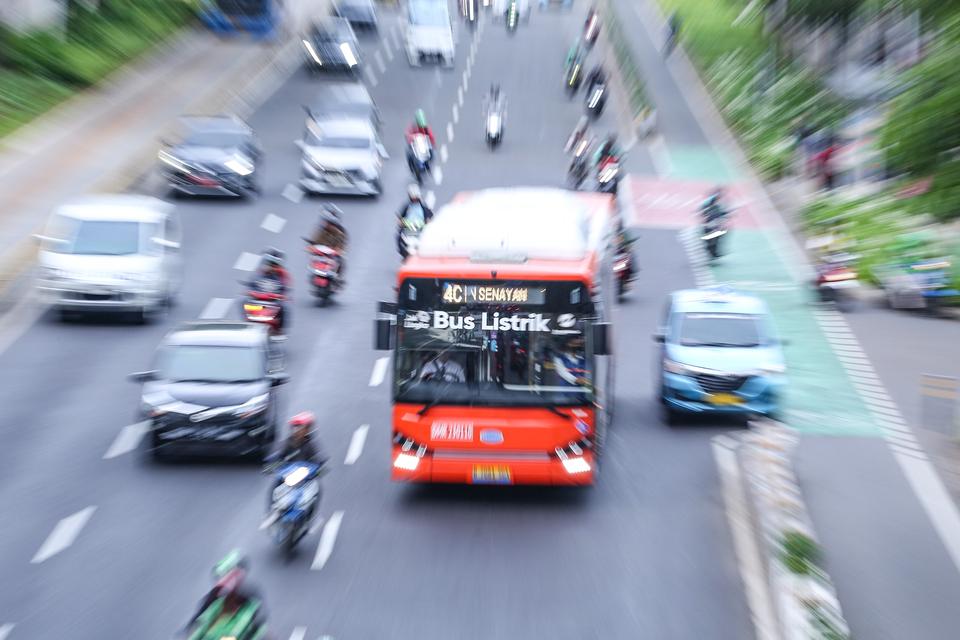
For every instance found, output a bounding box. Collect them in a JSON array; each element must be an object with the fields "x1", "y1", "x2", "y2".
[
  {"x1": 462, "y1": 74, "x2": 469, "y2": 92},
  {"x1": 312, "y1": 510, "x2": 345, "y2": 570},
  {"x1": 465, "y1": 64, "x2": 472, "y2": 82},
  {"x1": 374, "y1": 50, "x2": 386, "y2": 74},
  {"x1": 261, "y1": 213, "x2": 286, "y2": 233},
  {"x1": 0, "y1": 624, "x2": 14, "y2": 640},
  {"x1": 433, "y1": 166, "x2": 444, "y2": 186},
  {"x1": 32, "y1": 506, "x2": 97, "y2": 564},
  {"x1": 199, "y1": 297, "x2": 233, "y2": 320},
  {"x1": 288, "y1": 627, "x2": 307, "y2": 640},
  {"x1": 364, "y1": 66, "x2": 379, "y2": 87},
  {"x1": 390, "y1": 26, "x2": 402, "y2": 51},
  {"x1": 447, "y1": 123, "x2": 455, "y2": 143},
  {"x1": 0, "y1": 291, "x2": 46, "y2": 361},
  {"x1": 647, "y1": 135, "x2": 673, "y2": 178},
  {"x1": 896, "y1": 451, "x2": 960, "y2": 571},
  {"x1": 103, "y1": 421, "x2": 149, "y2": 459},
  {"x1": 282, "y1": 183, "x2": 304, "y2": 203},
  {"x1": 439, "y1": 144, "x2": 449, "y2": 164},
  {"x1": 457, "y1": 87, "x2": 463, "y2": 107},
  {"x1": 383, "y1": 37, "x2": 394, "y2": 60},
  {"x1": 234, "y1": 251, "x2": 261, "y2": 272},
  {"x1": 712, "y1": 437, "x2": 778, "y2": 640},
  {"x1": 344, "y1": 424, "x2": 370, "y2": 465},
  {"x1": 425, "y1": 190, "x2": 437, "y2": 209},
  {"x1": 369, "y1": 356, "x2": 389, "y2": 386},
  {"x1": 452, "y1": 104, "x2": 459, "y2": 124}
]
